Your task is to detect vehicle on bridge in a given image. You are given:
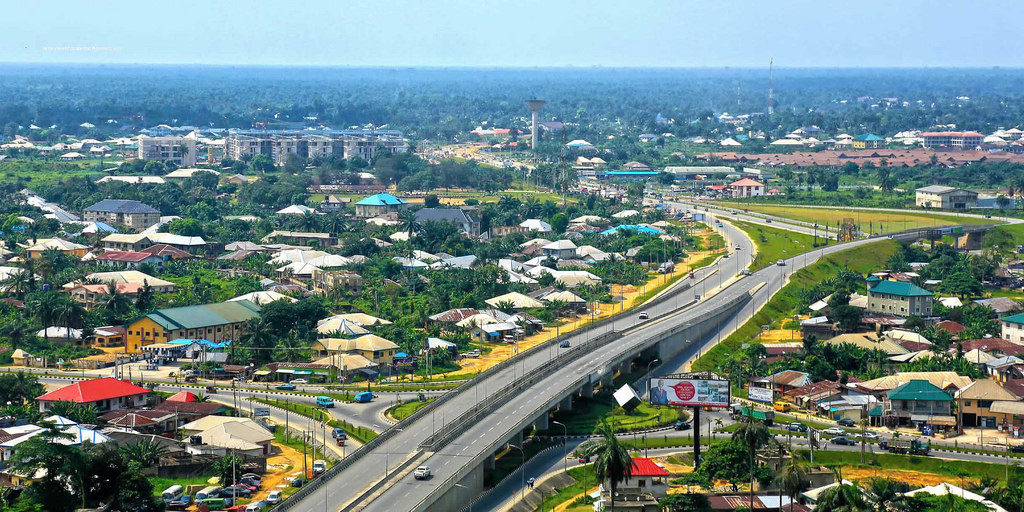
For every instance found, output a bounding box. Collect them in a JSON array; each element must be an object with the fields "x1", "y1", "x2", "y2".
[
  {"x1": 413, "y1": 466, "x2": 432, "y2": 480},
  {"x1": 880, "y1": 438, "x2": 931, "y2": 455}
]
